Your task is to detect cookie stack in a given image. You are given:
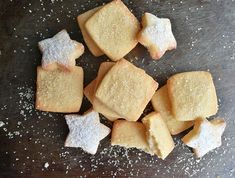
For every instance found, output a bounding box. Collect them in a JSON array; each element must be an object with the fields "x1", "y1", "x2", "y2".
[
  {"x1": 77, "y1": 0, "x2": 176, "y2": 61},
  {"x1": 84, "y1": 59, "x2": 175, "y2": 159},
  {"x1": 77, "y1": 0, "x2": 140, "y2": 60},
  {"x1": 84, "y1": 59, "x2": 158, "y2": 121}
]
